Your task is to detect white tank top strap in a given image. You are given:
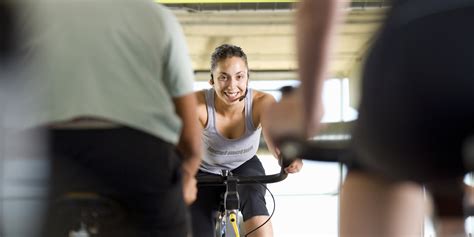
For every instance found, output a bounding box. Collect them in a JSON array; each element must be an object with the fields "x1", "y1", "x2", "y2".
[
  {"x1": 204, "y1": 89, "x2": 216, "y2": 130},
  {"x1": 244, "y1": 88, "x2": 257, "y2": 131}
]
